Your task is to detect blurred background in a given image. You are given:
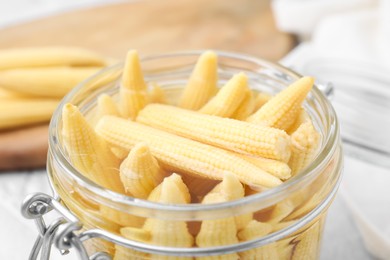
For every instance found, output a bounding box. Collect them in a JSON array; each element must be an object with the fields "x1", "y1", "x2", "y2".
[{"x1": 0, "y1": 0, "x2": 389, "y2": 259}]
